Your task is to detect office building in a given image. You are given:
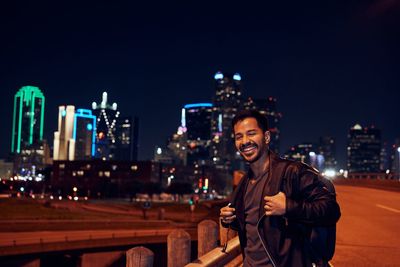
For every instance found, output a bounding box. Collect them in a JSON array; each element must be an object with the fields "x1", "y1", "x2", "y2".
[
  {"x1": 183, "y1": 103, "x2": 213, "y2": 166},
  {"x1": 347, "y1": 124, "x2": 381, "y2": 173},
  {"x1": 210, "y1": 72, "x2": 243, "y2": 169},
  {"x1": 114, "y1": 116, "x2": 139, "y2": 161},
  {"x1": 54, "y1": 106, "x2": 96, "y2": 160},
  {"x1": 11, "y1": 86, "x2": 46, "y2": 174},
  {"x1": 11, "y1": 86, "x2": 45, "y2": 153},
  {"x1": 92, "y1": 92, "x2": 119, "y2": 160}
]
